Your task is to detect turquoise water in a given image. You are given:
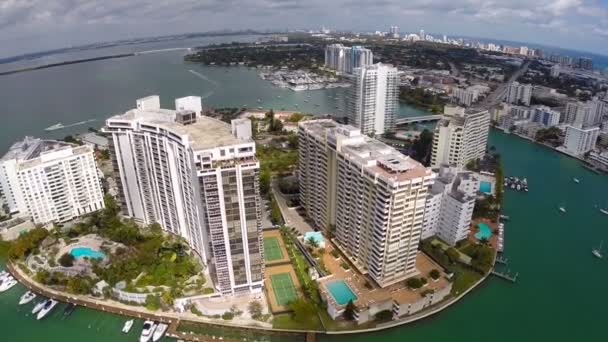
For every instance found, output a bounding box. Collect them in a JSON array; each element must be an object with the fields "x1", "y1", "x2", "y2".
[
  {"x1": 326, "y1": 280, "x2": 358, "y2": 305},
  {"x1": 304, "y1": 231, "x2": 324, "y2": 246},
  {"x1": 479, "y1": 181, "x2": 492, "y2": 194},
  {"x1": 475, "y1": 223, "x2": 492, "y2": 240},
  {"x1": 70, "y1": 247, "x2": 105, "y2": 259}
]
